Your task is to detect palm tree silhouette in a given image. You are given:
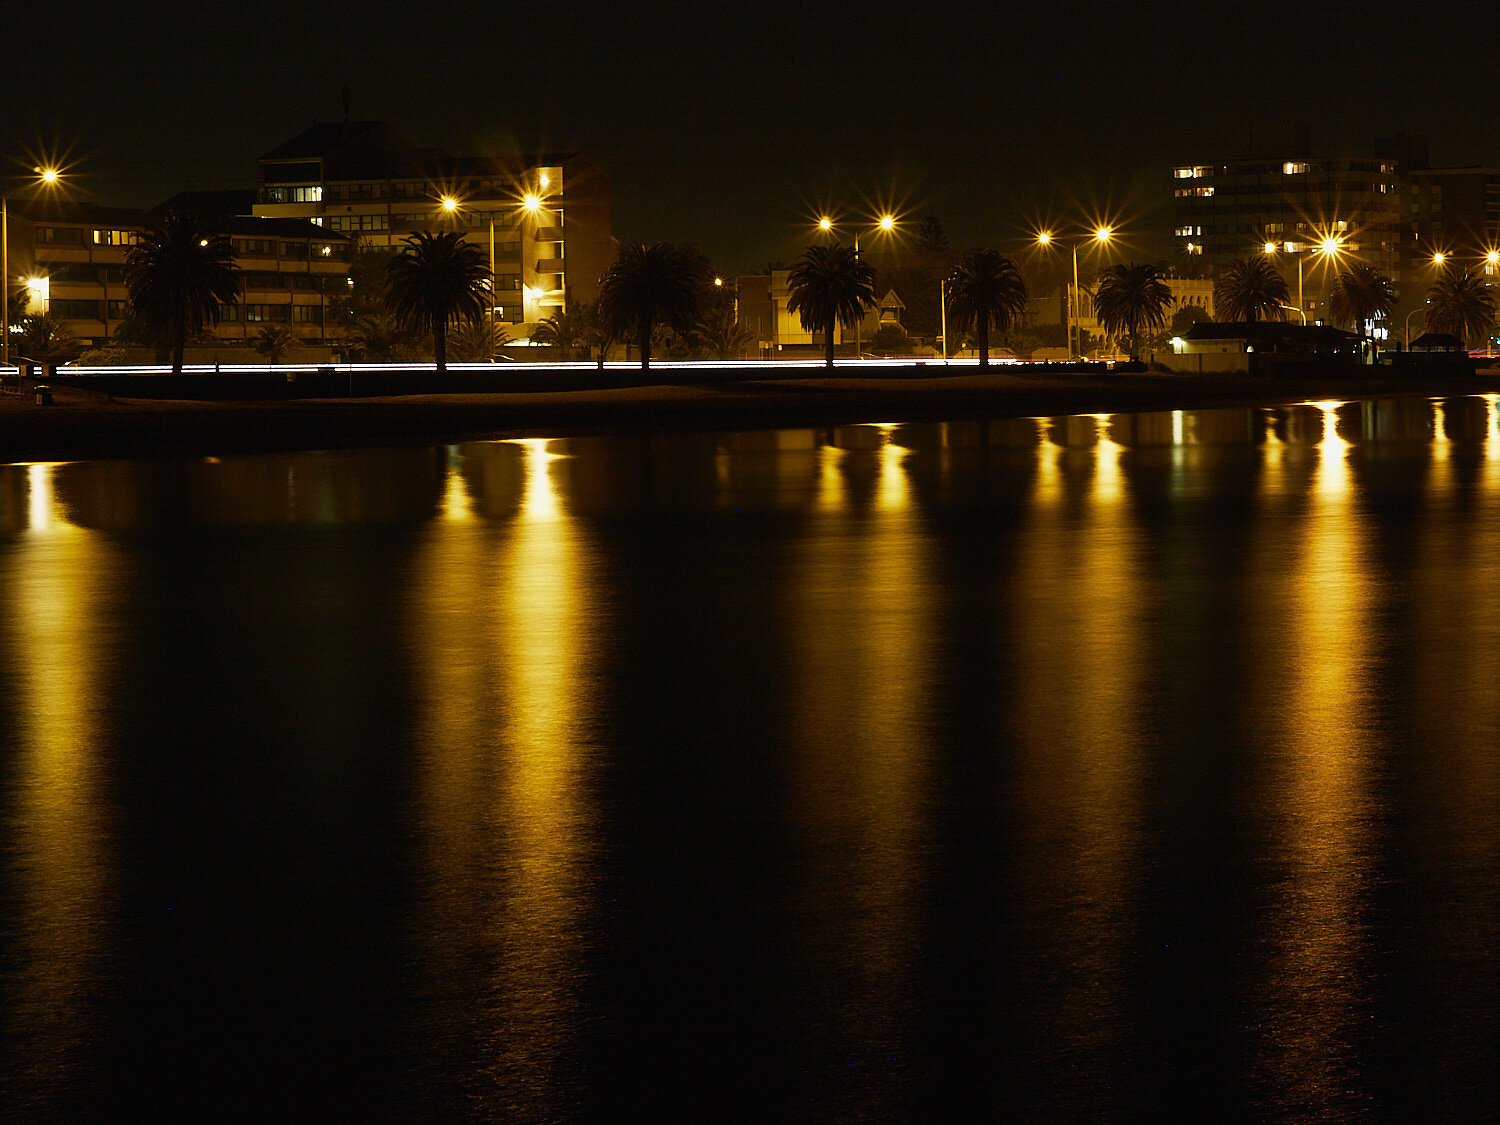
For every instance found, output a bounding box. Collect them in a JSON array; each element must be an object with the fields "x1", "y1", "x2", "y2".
[
  {"x1": 1214, "y1": 256, "x2": 1289, "y2": 322},
  {"x1": 1093, "y1": 263, "x2": 1173, "y2": 360},
  {"x1": 384, "y1": 231, "x2": 491, "y2": 374},
  {"x1": 596, "y1": 242, "x2": 706, "y2": 369},
  {"x1": 692, "y1": 305, "x2": 754, "y2": 360},
  {"x1": 786, "y1": 244, "x2": 877, "y2": 366},
  {"x1": 530, "y1": 310, "x2": 589, "y2": 359},
  {"x1": 124, "y1": 208, "x2": 241, "y2": 375},
  {"x1": 1424, "y1": 268, "x2": 1496, "y2": 345},
  {"x1": 344, "y1": 313, "x2": 417, "y2": 361},
  {"x1": 251, "y1": 325, "x2": 298, "y2": 364},
  {"x1": 1327, "y1": 263, "x2": 1396, "y2": 338},
  {"x1": 945, "y1": 249, "x2": 1028, "y2": 367}
]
